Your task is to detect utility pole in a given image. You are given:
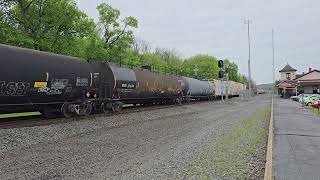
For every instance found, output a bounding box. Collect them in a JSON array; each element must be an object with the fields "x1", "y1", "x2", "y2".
[
  {"x1": 272, "y1": 29, "x2": 275, "y2": 83},
  {"x1": 244, "y1": 20, "x2": 252, "y2": 96},
  {"x1": 272, "y1": 29, "x2": 275, "y2": 85}
]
